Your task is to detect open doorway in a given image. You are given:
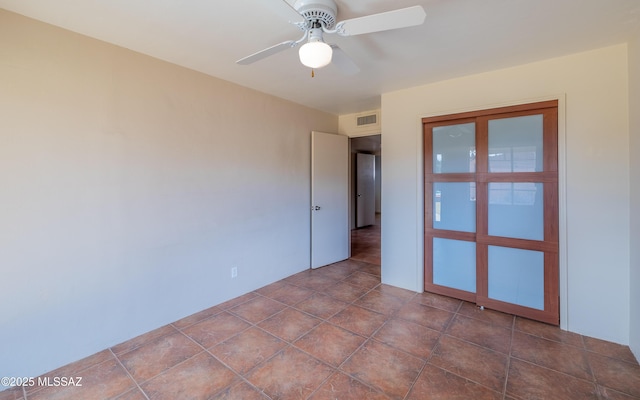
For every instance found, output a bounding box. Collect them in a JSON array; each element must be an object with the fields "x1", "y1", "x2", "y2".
[{"x1": 349, "y1": 134, "x2": 381, "y2": 265}]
